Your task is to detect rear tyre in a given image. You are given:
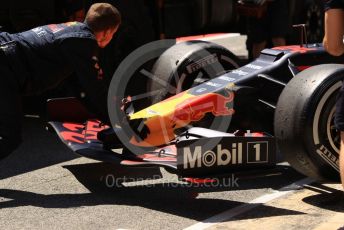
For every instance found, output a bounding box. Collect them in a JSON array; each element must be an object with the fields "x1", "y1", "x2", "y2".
[{"x1": 275, "y1": 64, "x2": 344, "y2": 181}]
